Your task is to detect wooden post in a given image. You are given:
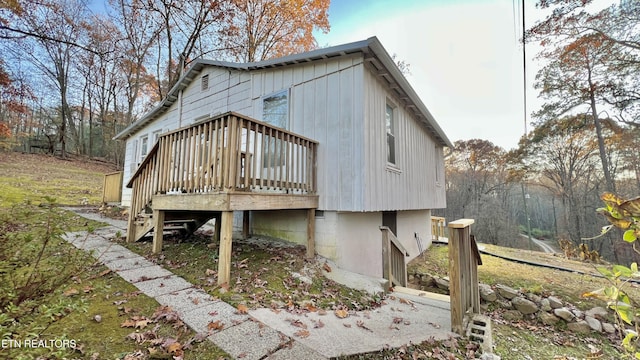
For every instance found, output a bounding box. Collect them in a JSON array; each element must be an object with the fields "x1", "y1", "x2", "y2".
[
  {"x1": 217, "y1": 211, "x2": 234, "y2": 286},
  {"x1": 242, "y1": 210, "x2": 250, "y2": 239},
  {"x1": 126, "y1": 208, "x2": 137, "y2": 243},
  {"x1": 448, "y1": 218, "x2": 475, "y2": 335},
  {"x1": 306, "y1": 208, "x2": 316, "y2": 259},
  {"x1": 152, "y1": 209, "x2": 165, "y2": 254},
  {"x1": 380, "y1": 226, "x2": 392, "y2": 285},
  {"x1": 213, "y1": 212, "x2": 221, "y2": 244}
]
